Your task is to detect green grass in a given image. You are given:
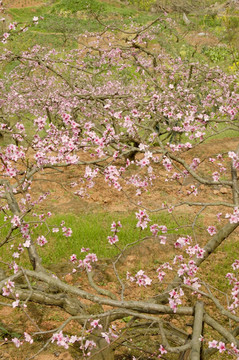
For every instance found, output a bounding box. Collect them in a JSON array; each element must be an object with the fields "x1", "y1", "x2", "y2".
[
  {"x1": 51, "y1": 0, "x2": 108, "y2": 14},
  {"x1": 8, "y1": 6, "x2": 46, "y2": 22},
  {"x1": 36, "y1": 210, "x2": 183, "y2": 265},
  {"x1": 205, "y1": 240, "x2": 238, "y2": 292},
  {"x1": 0, "y1": 211, "x2": 190, "y2": 267},
  {"x1": 206, "y1": 128, "x2": 239, "y2": 141},
  {"x1": 3, "y1": 0, "x2": 158, "y2": 53},
  {"x1": 4, "y1": 0, "x2": 239, "y2": 59},
  {"x1": 7, "y1": 0, "x2": 156, "y2": 29},
  {"x1": 204, "y1": 120, "x2": 239, "y2": 142}
]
